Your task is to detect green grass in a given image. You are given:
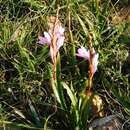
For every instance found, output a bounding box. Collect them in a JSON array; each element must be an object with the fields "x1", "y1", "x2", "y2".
[{"x1": 0, "y1": 0, "x2": 130, "y2": 130}]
